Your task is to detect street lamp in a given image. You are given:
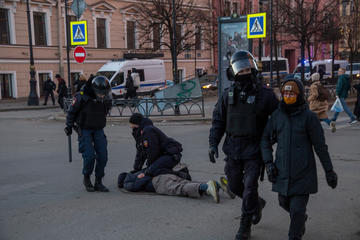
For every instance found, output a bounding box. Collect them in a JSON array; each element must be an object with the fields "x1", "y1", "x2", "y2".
[{"x1": 26, "y1": 0, "x2": 39, "y2": 105}]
